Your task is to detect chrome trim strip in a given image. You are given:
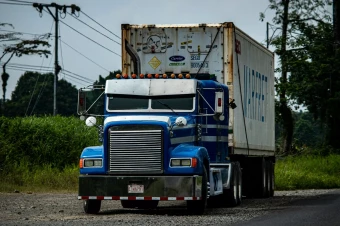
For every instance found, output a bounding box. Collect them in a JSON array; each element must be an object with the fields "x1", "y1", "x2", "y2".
[
  {"x1": 171, "y1": 136, "x2": 195, "y2": 144},
  {"x1": 202, "y1": 136, "x2": 229, "y2": 142}
]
